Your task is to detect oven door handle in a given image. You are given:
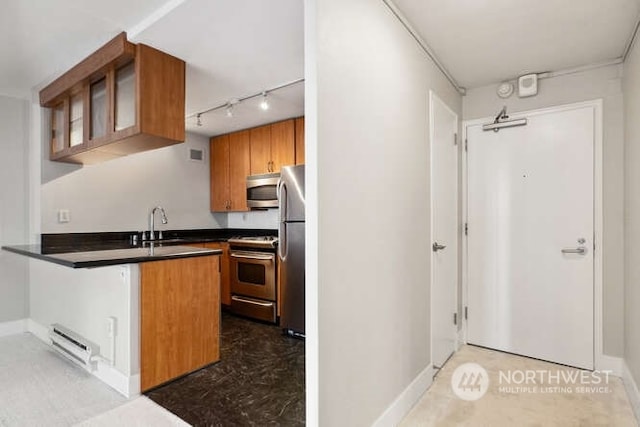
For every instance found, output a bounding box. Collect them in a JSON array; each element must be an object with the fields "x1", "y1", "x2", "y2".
[
  {"x1": 231, "y1": 295, "x2": 274, "y2": 307},
  {"x1": 230, "y1": 253, "x2": 275, "y2": 261}
]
